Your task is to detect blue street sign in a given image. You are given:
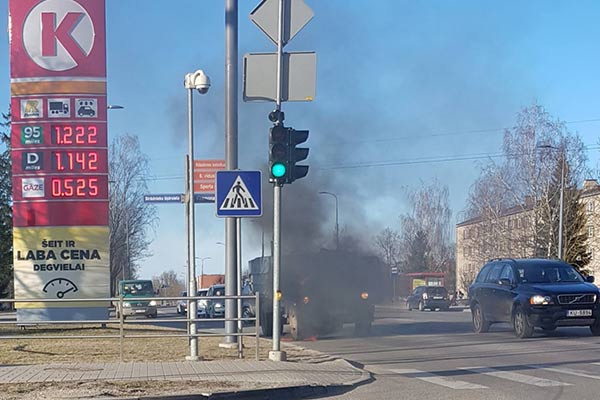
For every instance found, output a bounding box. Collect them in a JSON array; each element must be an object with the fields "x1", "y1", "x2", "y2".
[
  {"x1": 216, "y1": 171, "x2": 262, "y2": 217},
  {"x1": 144, "y1": 194, "x2": 182, "y2": 203}
]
